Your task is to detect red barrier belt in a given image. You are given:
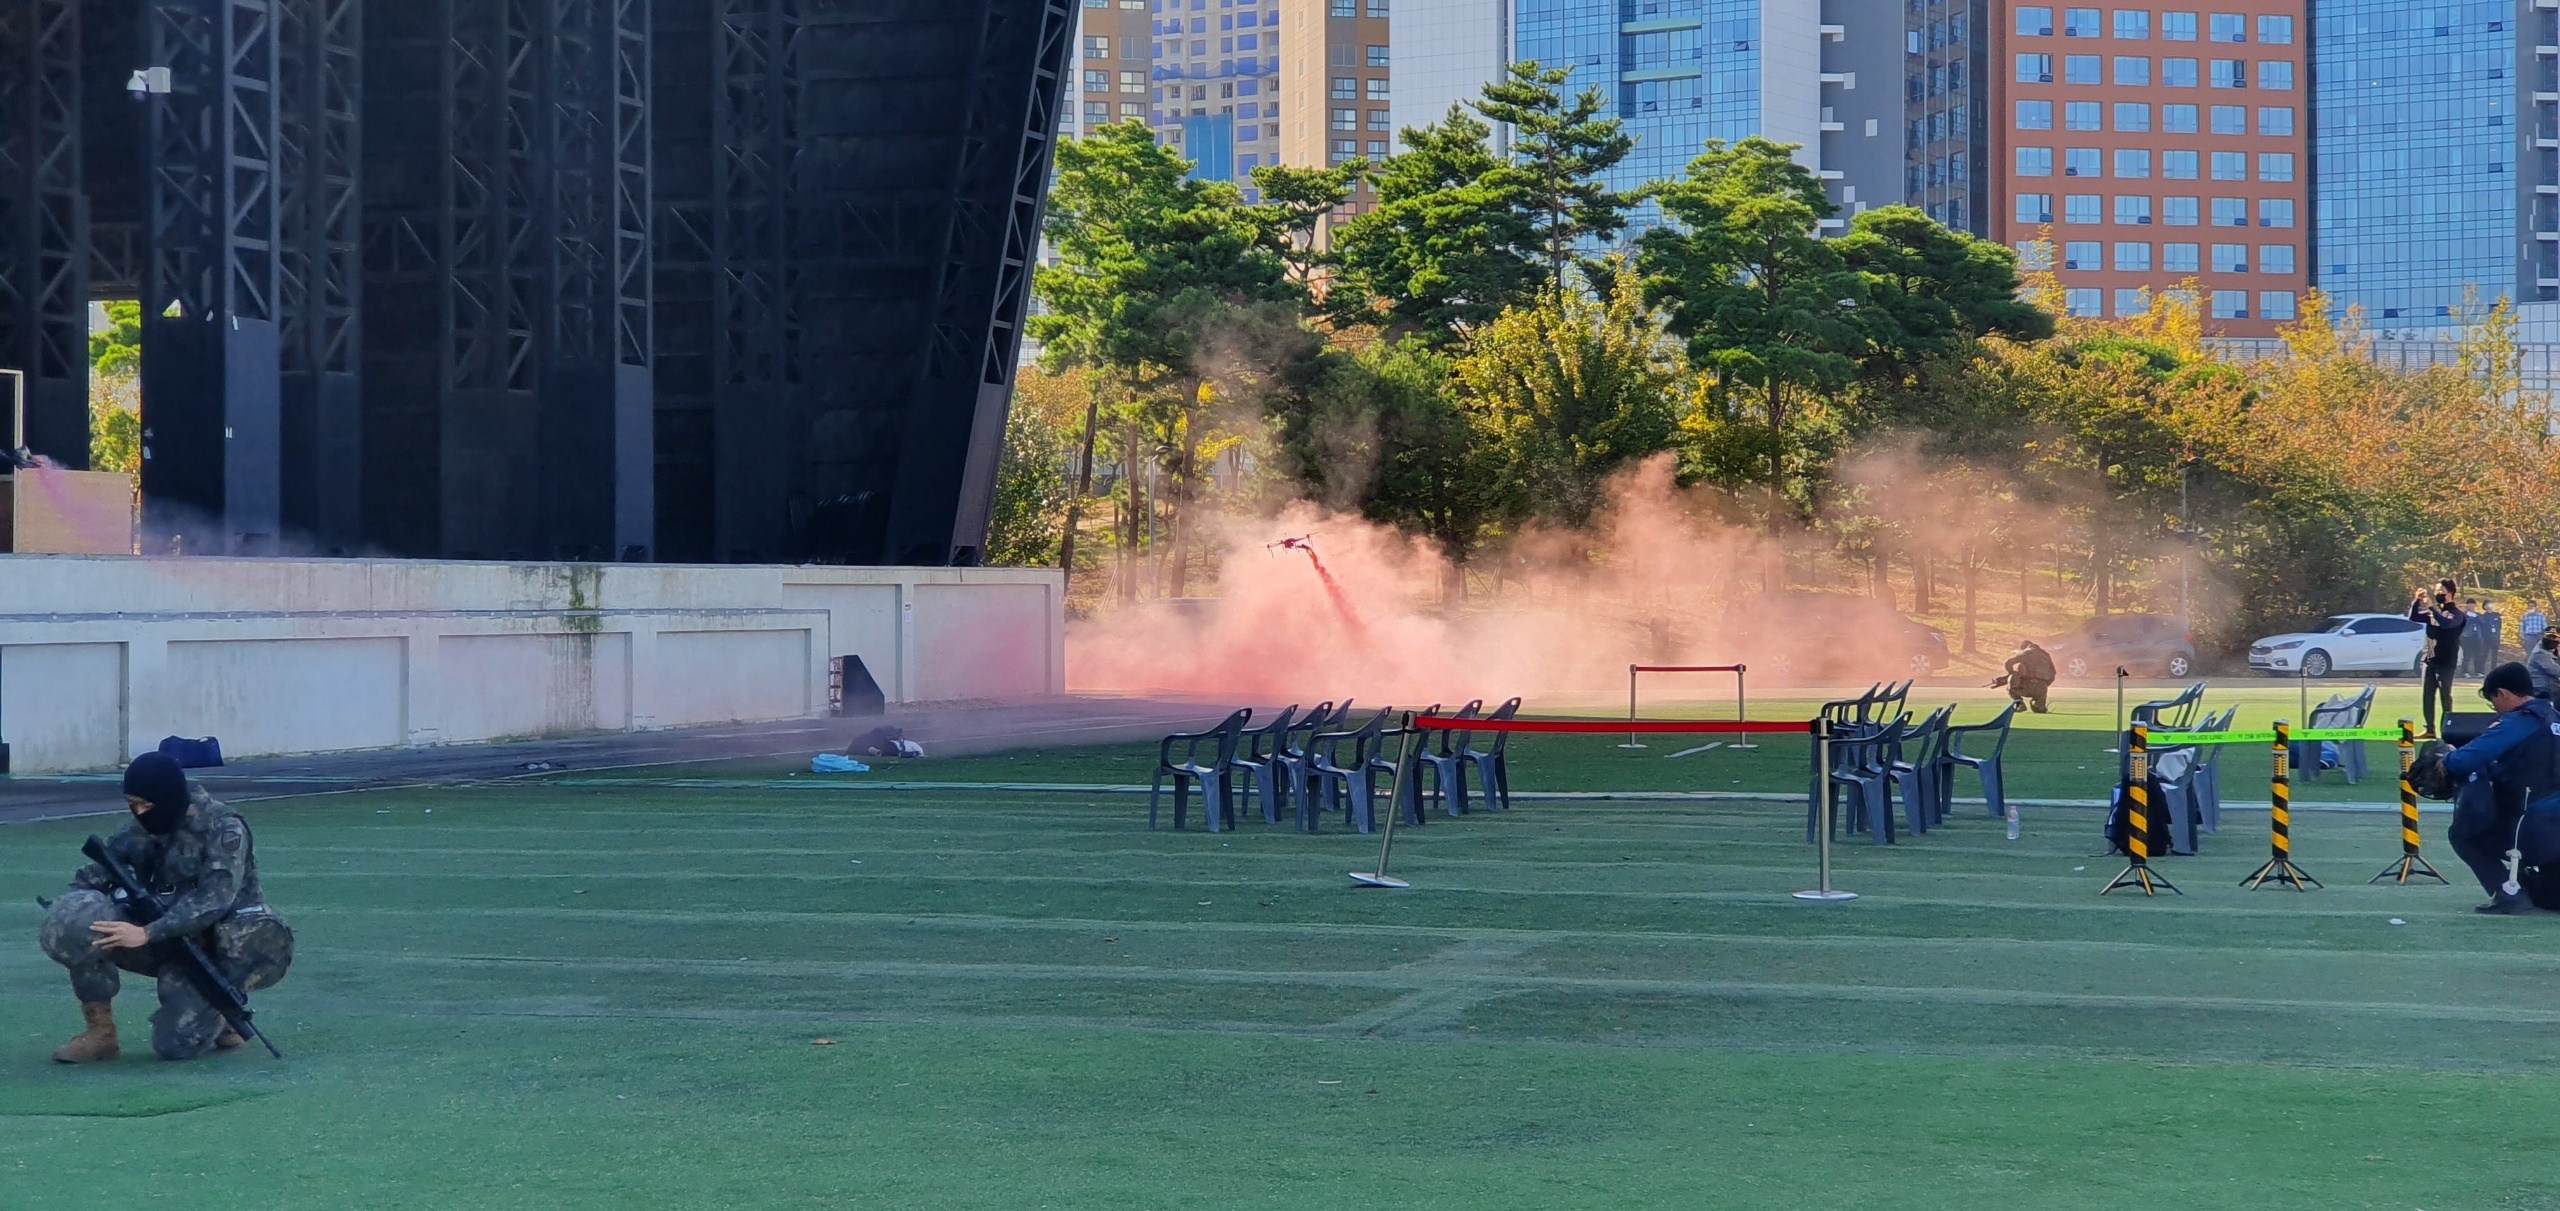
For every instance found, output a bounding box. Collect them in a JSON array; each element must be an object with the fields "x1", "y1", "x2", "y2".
[
  {"x1": 1630, "y1": 664, "x2": 1744, "y2": 674},
  {"x1": 1412, "y1": 715, "x2": 1811, "y2": 735}
]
